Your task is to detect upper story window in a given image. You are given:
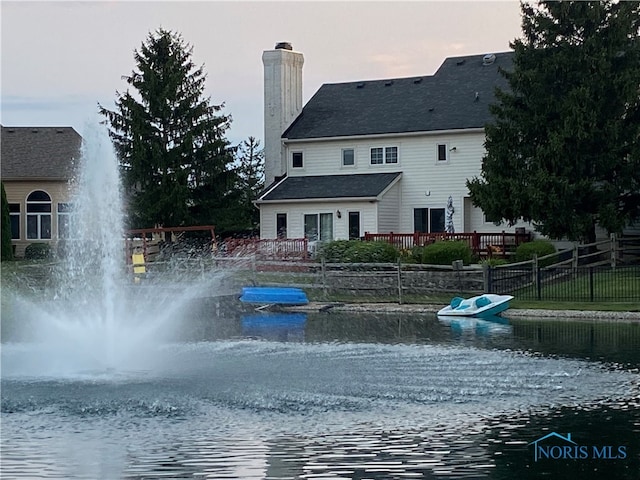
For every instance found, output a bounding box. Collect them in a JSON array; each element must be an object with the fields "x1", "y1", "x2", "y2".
[
  {"x1": 385, "y1": 146, "x2": 398, "y2": 164},
  {"x1": 437, "y1": 144, "x2": 449, "y2": 163},
  {"x1": 292, "y1": 151, "x2": 303, "y2": 168},
  {"x1": 370, "y1": 146, "x2": 398, "y2": 165},
  {"x1": 26, "y1": 190, "x2": 52, "y2": 240},
  {"x1": 342, "y1": 148, "x2": 355, "y2": 167}
]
